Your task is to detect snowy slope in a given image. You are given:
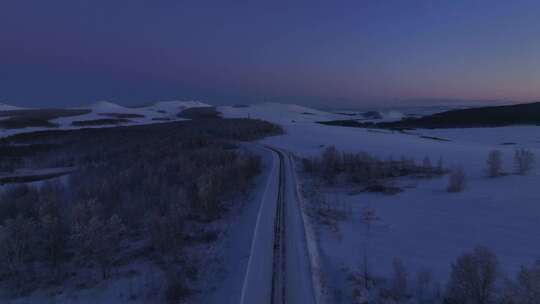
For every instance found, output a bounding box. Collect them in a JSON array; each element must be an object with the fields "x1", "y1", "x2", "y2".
[
  {"x1": 0, "y1": 102, "x2": 30, "y2": 111},
  {"x1": 84, "y1": 101, "x2": 129, "y2": 113},
  {"x1": 60, "y1": 100, "x2": 210, "y2": 126},
  {"x1": 0, "y1": 100, "x2": 210, "y2": 138},
  {"x1": 142, "y1": 100, "x2": 209, "y2": 117}
]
